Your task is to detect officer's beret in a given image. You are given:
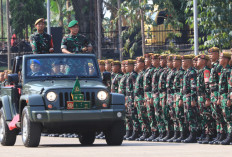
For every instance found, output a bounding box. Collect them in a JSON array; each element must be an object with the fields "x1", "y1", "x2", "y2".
[
  {"x1": 68, "y1": 20, "x2": 79, "y2": 28},
  {"x1": 125, "y1": 59, "x2": 134, "y2": 65},
  {"x1": 136, "y1": 57, "x2": 145, "y2": 62},
  {"x1": 159, "y1": 54, "x2": 168, "y2": 59},
  {"x1": 173, "y1": 55, "x2": 182, "y2": 60},
  {"x1": 221, "y1": 52, "x2": 231, "y2": 59},
  {"x1": 105, "y1": 59, "x2": 114, "y2": 64},
  {"x1": 98, "y1": 60, "x2": 105, "y2": 65},
  {"x1": 35, "y1": 18, "x2": 45, "y2": 25},
  {"x1": 181, "y1": 55, "x2": 194, "y2": 60},
  {"x1": 208, "y1": 47, "x2": 219, "y2": 53},
  {"x1": 112, "y1": 60, "x2": 121, "y2": 66},
  {"x1": 198, "y1": 54, "x2": 210, "y2": 61},
  {"x1": 30, "y1": 59, "x2": 41, "y2": 65},
  {"x1": 151, "y1": 54, "x2": 160, "y2": 59}
]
